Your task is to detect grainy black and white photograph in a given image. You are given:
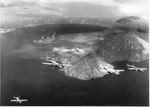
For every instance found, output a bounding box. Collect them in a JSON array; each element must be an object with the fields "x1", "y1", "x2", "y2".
[{"x1": 0, "y1": 0, "x2": 149, "y2": 106}]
